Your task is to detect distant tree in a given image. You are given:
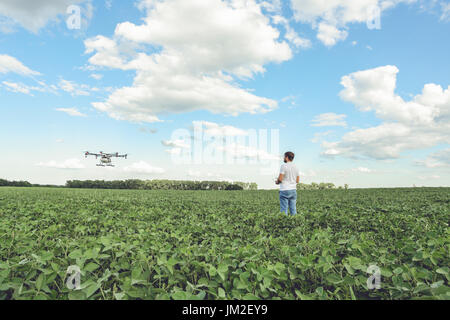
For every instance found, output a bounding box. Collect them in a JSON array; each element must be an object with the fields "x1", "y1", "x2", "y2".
[
  {"x1": 225, "y1": 184, "x2": 244, "y2": 191},
  {"x1": 249, "y1": 183, "x2": 258, "y2": 190},
  {"x1": 0, "y1": 179, "x2": 32, "y2": 187}
]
